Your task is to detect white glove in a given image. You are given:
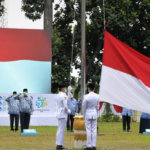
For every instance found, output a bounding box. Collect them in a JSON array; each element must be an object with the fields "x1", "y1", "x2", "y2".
[
  {"x1": 75, "y1": 113, "x2": 78, "y2": 116},
  {"x1": 30, "y1": 112, "x2": 33, "y2": 115},
  {"x1": 68, "y1": 109, "x2": 71, "y2": 114},
  {"x1": 68, "y1": 86, "x2": 72, "y2": 91}
]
